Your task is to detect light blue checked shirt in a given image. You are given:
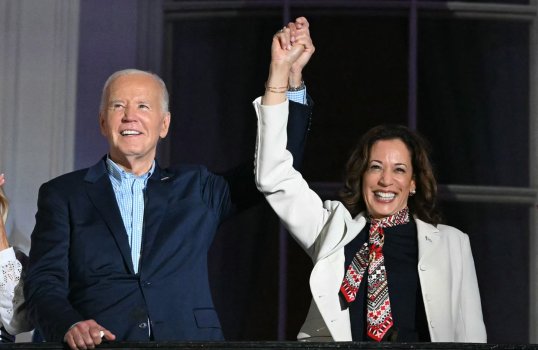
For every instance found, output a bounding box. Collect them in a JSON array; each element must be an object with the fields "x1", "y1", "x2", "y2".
[
  {"x1": 106, "y1": 157, "x2": 155, "y2": 274},
  {"x1": 287, "y1": 87, "x2": 307, "y2": 105}
]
